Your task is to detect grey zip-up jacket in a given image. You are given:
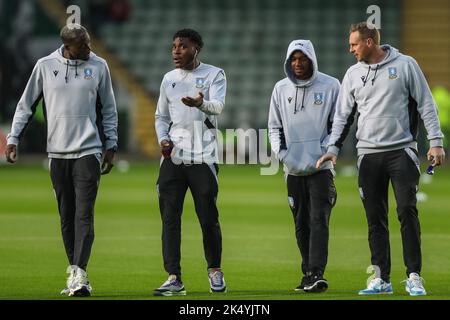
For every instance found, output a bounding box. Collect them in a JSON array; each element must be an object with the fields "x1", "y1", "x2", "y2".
[
  {"x1": 327, "y1": 45, "x2": 443, "y2": 156},
  {"x1": 155, "y1": 62, "x2": 226, "y2": 164},
  {"x1": 268, "y1": 40, "x2": 340, "y2": 176},
  {"x1": 7, "y1": 46, "x2": 118, "y2": 159}
]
